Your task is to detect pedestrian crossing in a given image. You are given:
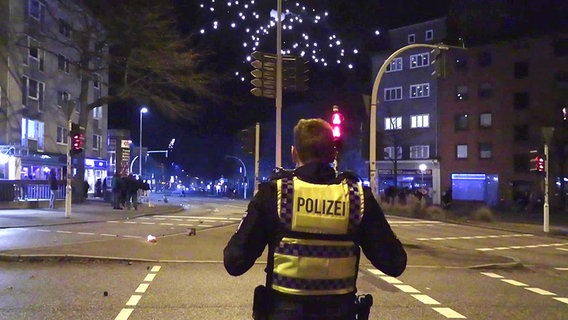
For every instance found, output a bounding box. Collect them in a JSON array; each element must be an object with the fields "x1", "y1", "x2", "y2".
[{"x1": 107, "y1": 215, "x2": 241, "y2": 228}]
